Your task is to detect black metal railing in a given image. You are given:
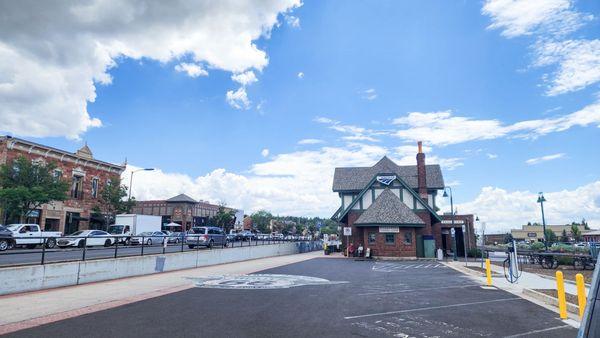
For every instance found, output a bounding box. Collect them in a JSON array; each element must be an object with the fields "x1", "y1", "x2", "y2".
[{"x1": 0, "y1": 234, "x2": 319, "y2": 268}]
